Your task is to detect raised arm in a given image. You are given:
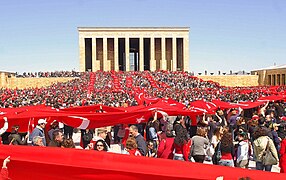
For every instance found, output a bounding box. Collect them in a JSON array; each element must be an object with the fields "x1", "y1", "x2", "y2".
[{"x1": 0, "y1": 117, "x2": 8, "y2": 136}]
